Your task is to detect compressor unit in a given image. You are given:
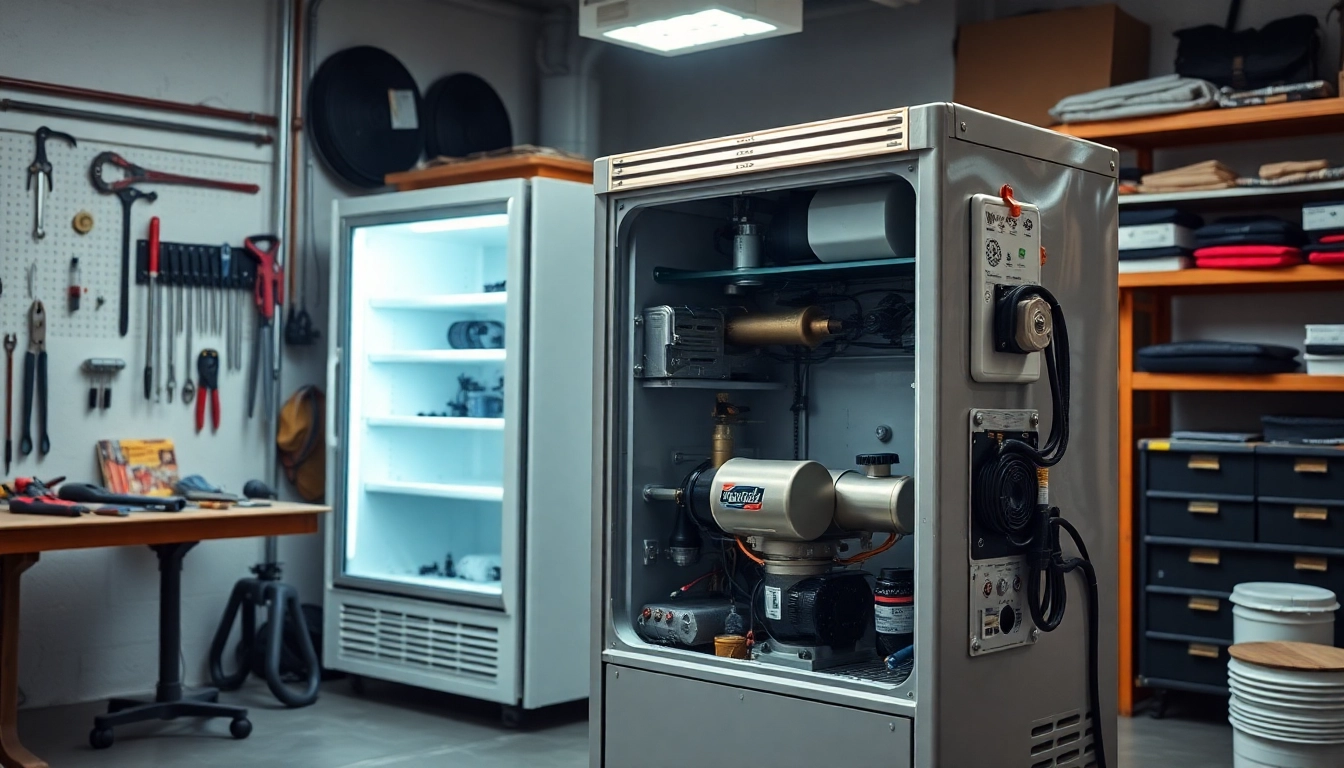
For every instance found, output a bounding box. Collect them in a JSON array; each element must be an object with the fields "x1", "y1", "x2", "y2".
[{"x1": 589, "y1": 104, "x2": 1118, "y2": 767}]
